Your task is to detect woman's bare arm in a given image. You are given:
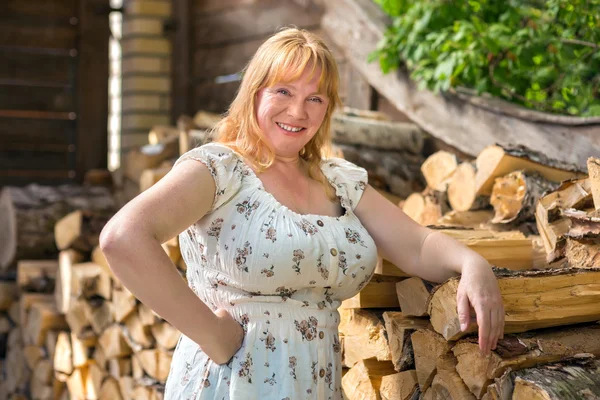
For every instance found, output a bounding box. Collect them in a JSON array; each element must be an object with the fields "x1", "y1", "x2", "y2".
[
  {"x1": 99, "y1": 159, "x2": 242, "y2": 363},
  {"x1": 354, "y1": 185, "x2": 504, "y2": 354}
]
